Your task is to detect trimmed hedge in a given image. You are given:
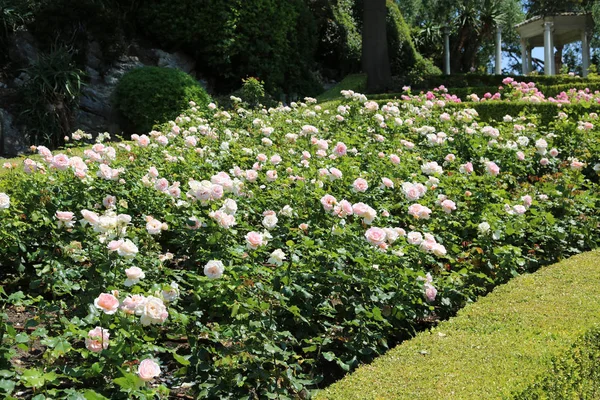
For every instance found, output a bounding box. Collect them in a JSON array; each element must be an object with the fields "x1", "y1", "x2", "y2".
[
  {"x1": 114, "y1": 66, "x2": 211, "y2": 134},
  {"x1": 414, "y1": 73, "x2": 600, "y2": 90},
  {"x1": 318, "y1": 251, "x2": 600, "y2": 399}
]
